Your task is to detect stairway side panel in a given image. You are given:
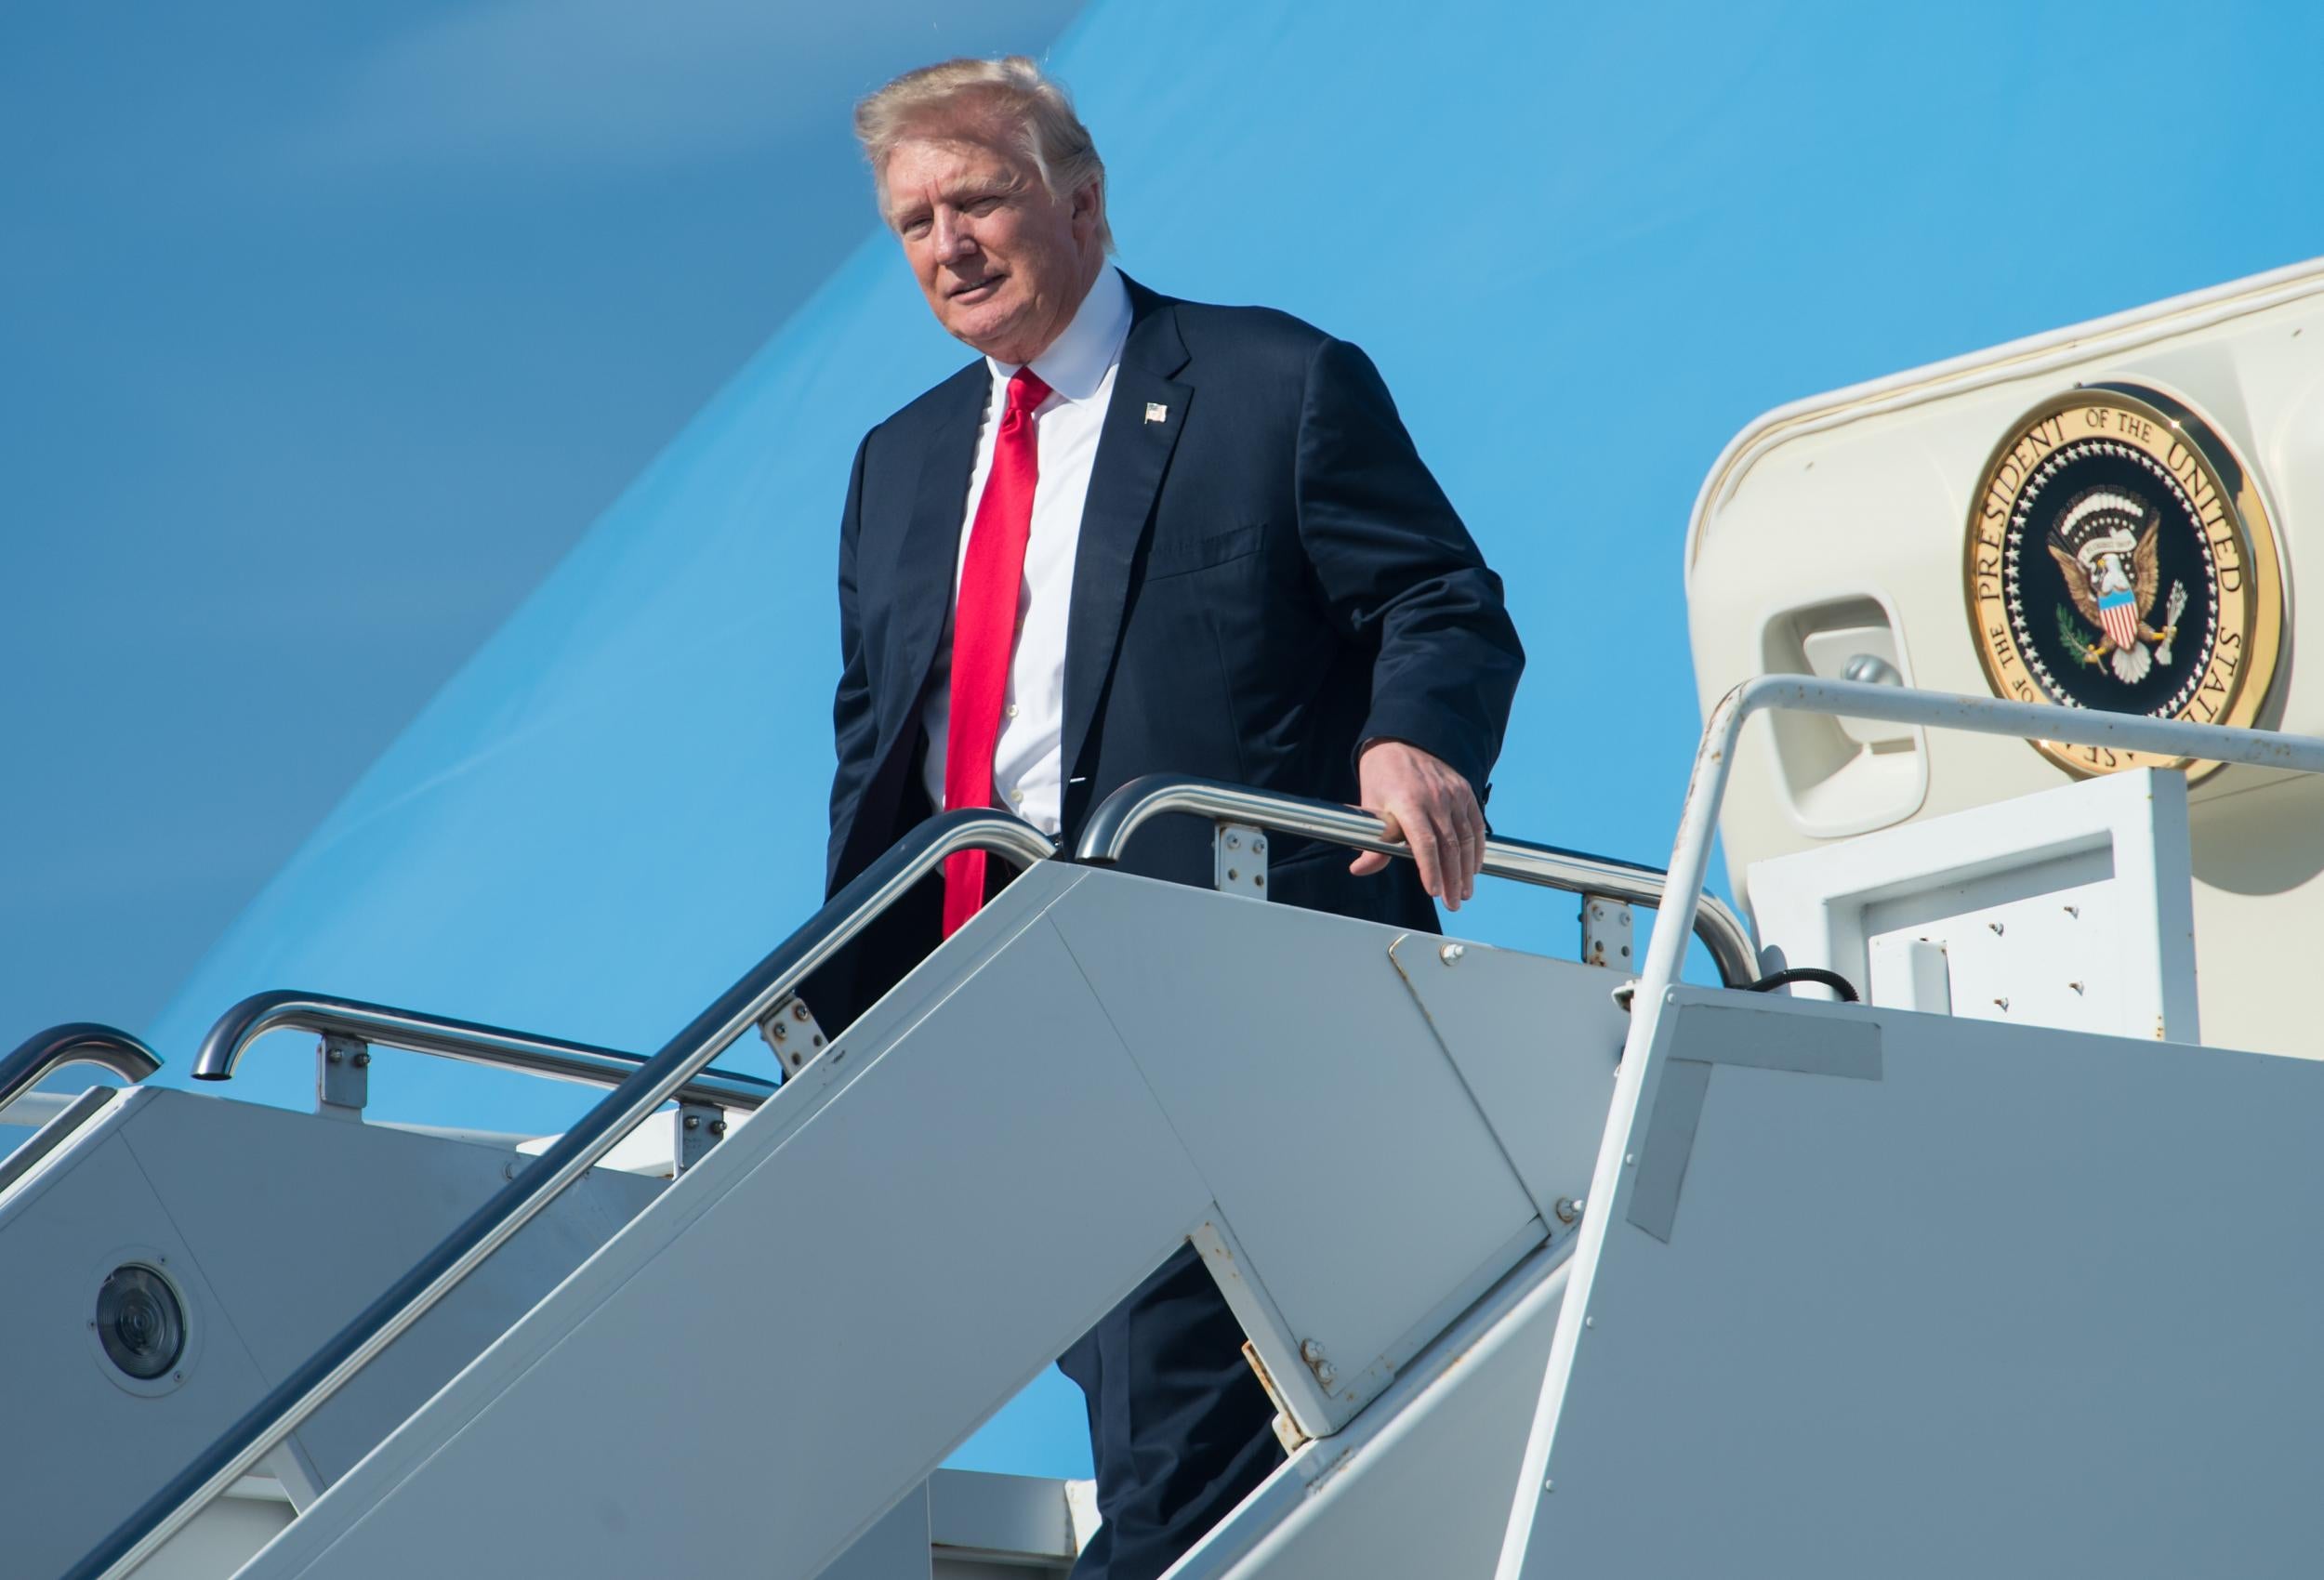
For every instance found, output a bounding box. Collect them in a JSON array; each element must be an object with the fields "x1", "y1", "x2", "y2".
[
  {"x1": 243, "y1": 915, "x2": 1211, "y2": 1580},
  {"x1": 1051, "y1": 876, "x2": 1541, "y2": 1408},
  {"x1": 1519, "y1": 999, "x2": 2324, "y2": 1577},
  {"x1": 115, "y1": 1091, "x2": 659, "y2": 1483},
  {"x1": 0, "y1": 1120, "x2": 275, "y2": 1580}
]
